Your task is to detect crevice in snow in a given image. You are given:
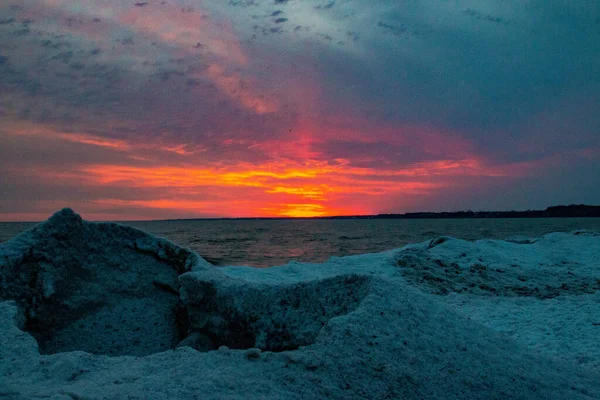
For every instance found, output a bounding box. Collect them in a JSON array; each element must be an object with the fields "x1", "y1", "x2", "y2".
[{"x1": 179, "y1": 272, "x2": 372, "y2": 352}]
